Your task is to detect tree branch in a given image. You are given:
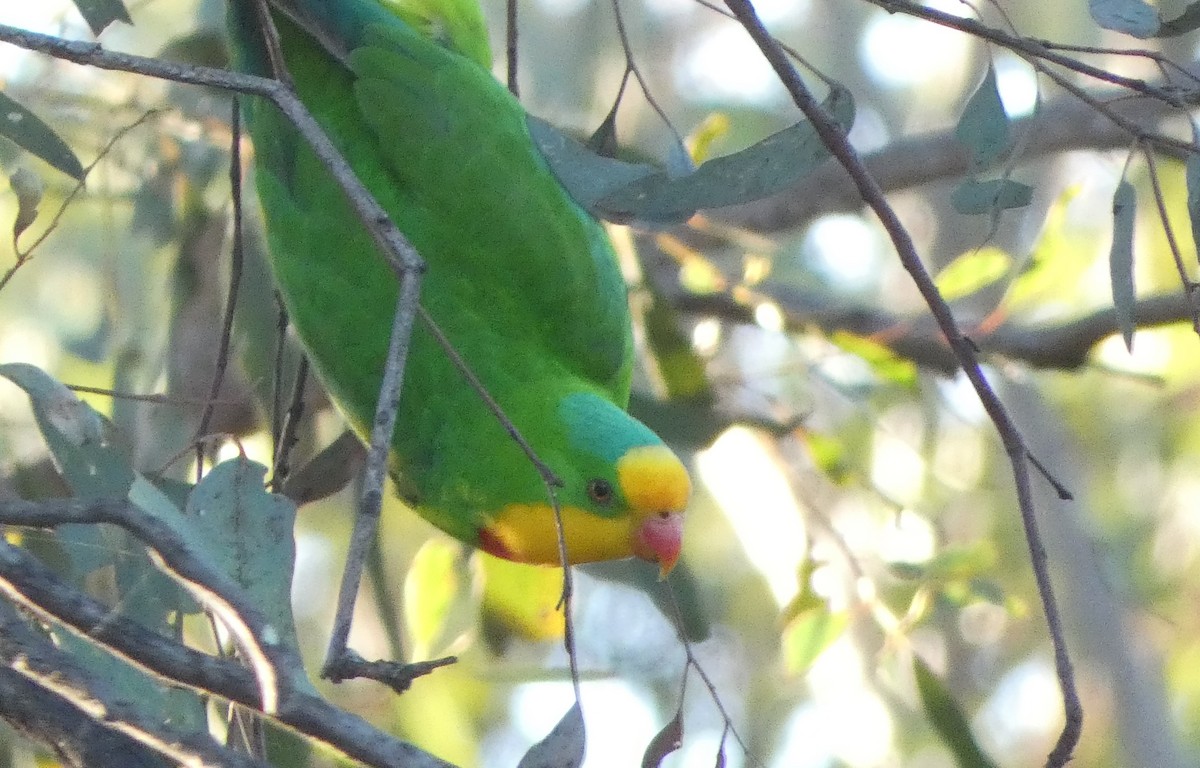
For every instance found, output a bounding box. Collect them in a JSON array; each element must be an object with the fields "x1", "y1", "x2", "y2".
[
  {"x1": 0, "y1": 529, "x2": 453, "y2": 768},
  {"x1": 712, "y1": 88, "x2": 1183, "y2": 234},
  {"x1": 719, "y1": 1, "x2": 1082, "y2": 764}
]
